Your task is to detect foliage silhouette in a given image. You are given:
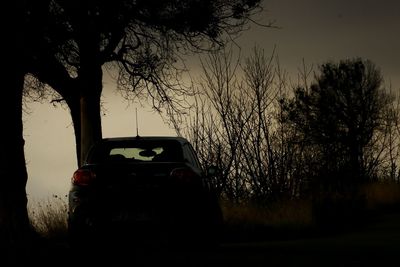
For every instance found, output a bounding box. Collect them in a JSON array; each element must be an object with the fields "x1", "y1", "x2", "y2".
[
  {"x1": 282, "y1": 59, "x2": 391, "y2": 191},
  {"x1": 25, "y1": 0, "x2": 265, "y2": 166},
  {"x1": 281, "y1": 58, "x2": 395, "y2": 226}
]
